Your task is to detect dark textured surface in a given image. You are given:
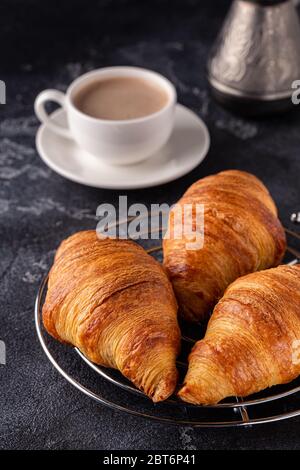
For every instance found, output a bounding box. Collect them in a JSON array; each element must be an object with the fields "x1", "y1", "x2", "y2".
[{"x1": 1, "y1": 0, "x2": 300, "y2": 450}]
